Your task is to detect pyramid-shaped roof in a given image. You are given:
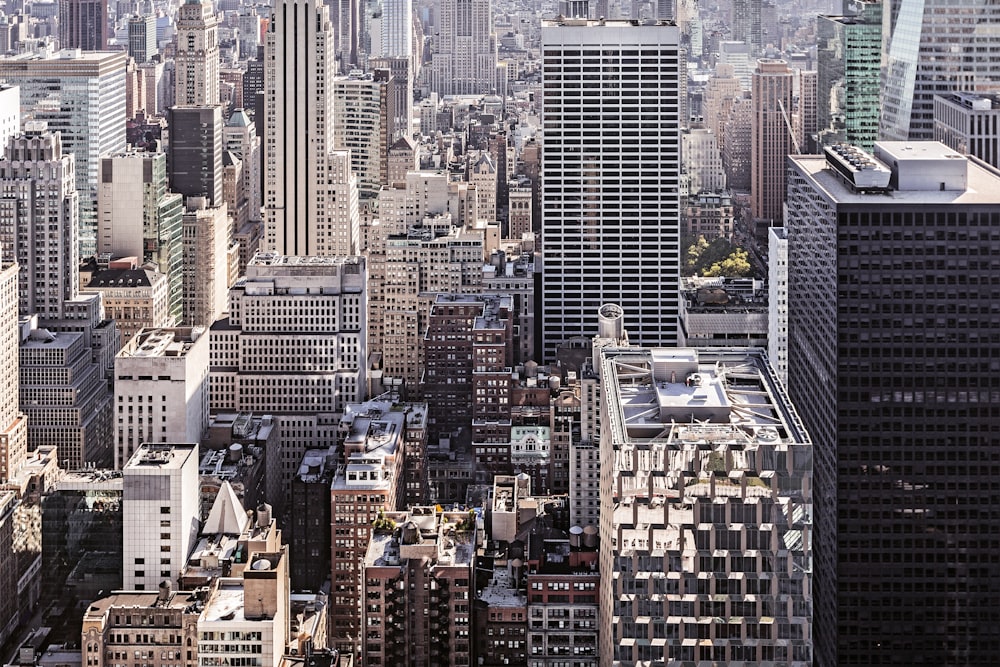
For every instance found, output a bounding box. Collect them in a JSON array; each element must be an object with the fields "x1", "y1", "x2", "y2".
[{"x1": 202, "y1": 481, "x2": 250, "y2": 535}]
